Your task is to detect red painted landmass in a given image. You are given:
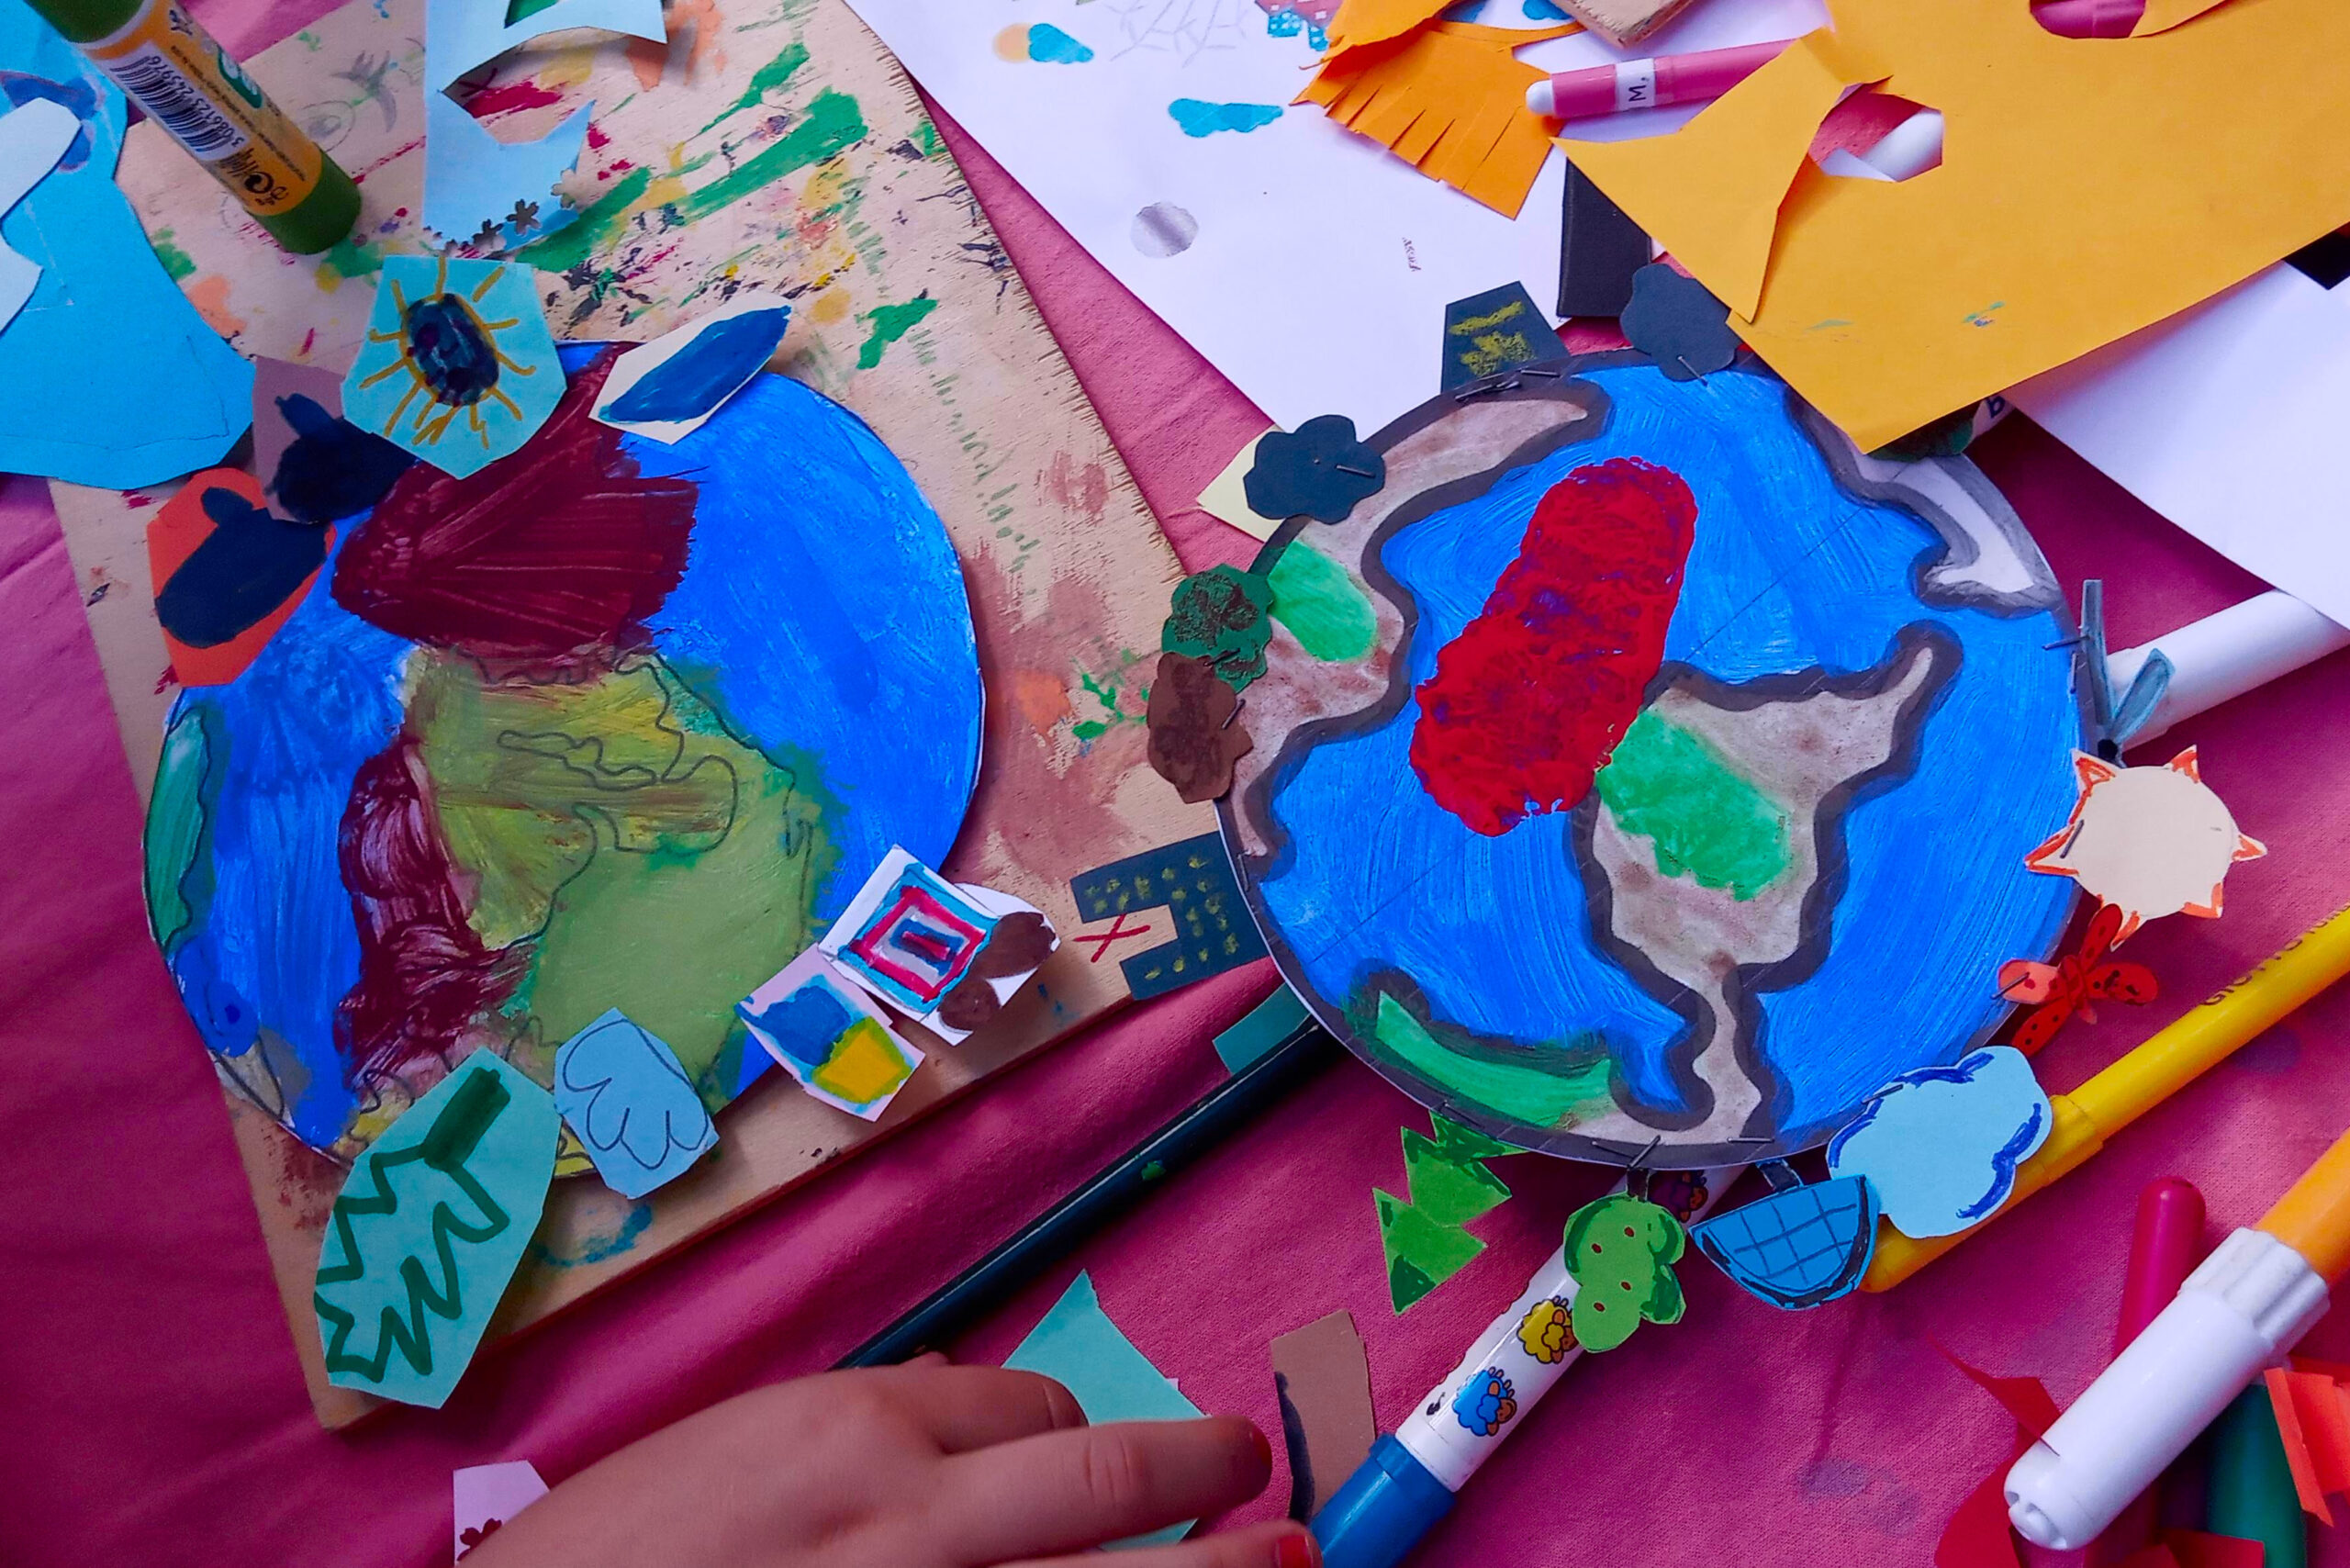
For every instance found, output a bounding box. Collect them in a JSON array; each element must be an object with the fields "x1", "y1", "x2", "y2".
[
  {"x1": 335, "y1": 735, "x2": 528, "y2": 1089},
  {"x1": 331, "y1": 350, "x2": 700, "y2": 660},
  {"x1": 1410, "y1": 456, "x2": 1696, "y2": 836}
]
